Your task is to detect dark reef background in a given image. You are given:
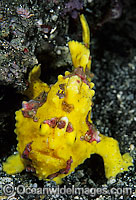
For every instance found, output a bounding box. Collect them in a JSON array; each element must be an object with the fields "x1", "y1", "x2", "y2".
[{"x1": 0, "y1": 0, "x2": 135, "y2": 199}]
